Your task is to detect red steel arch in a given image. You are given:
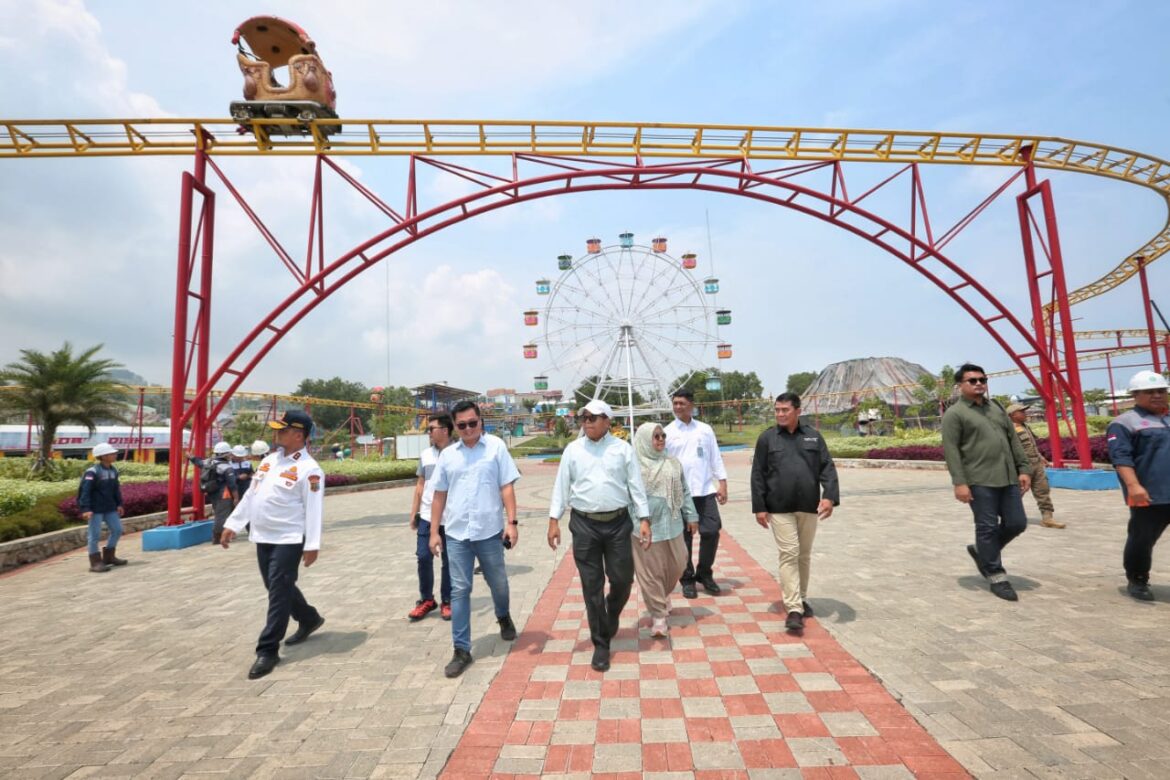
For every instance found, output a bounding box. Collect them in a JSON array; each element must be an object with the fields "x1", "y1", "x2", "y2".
[{"x1": 168, "y1": 153, "x2": 1091, "y2": 522}]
